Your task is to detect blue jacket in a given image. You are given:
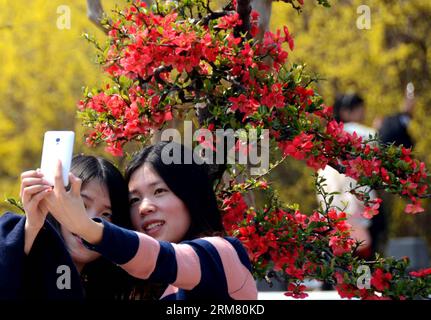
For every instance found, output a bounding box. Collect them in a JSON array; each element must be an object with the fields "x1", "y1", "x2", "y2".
[{"x1": 0, "y1": 212, "x2": 84, "y2": 299}]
